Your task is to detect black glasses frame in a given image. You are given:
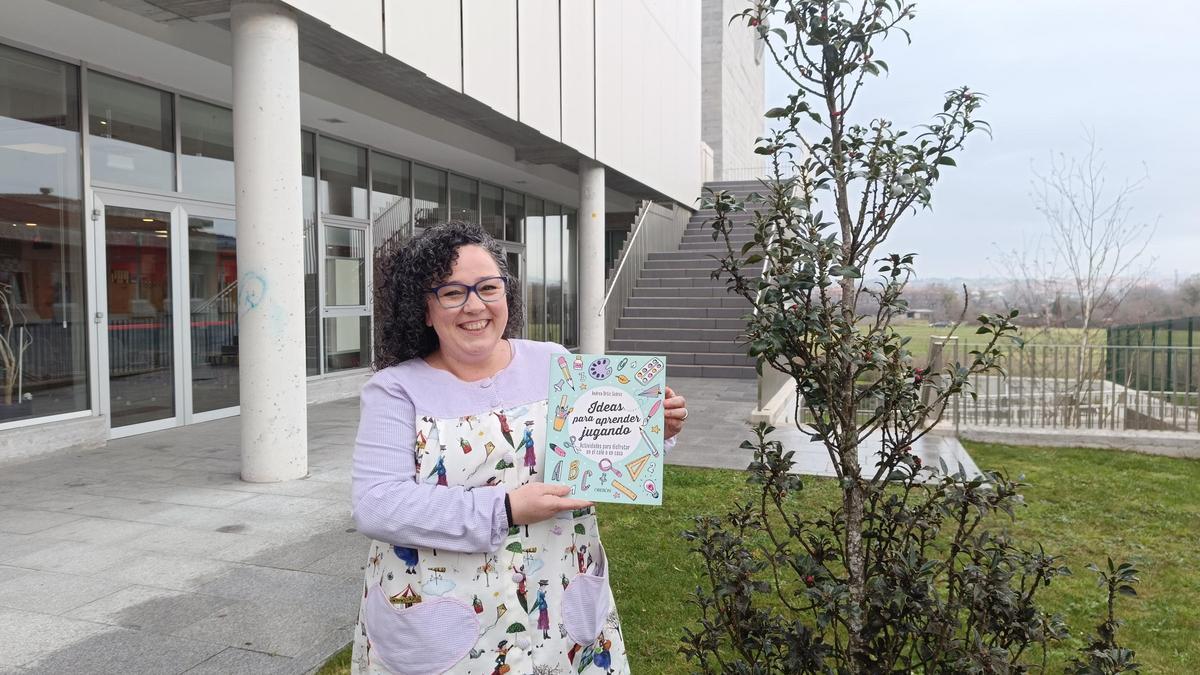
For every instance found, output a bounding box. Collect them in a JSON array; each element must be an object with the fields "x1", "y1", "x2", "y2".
[{"x1": 426, "y1": 275, "x2": 508, "y2": 309}]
